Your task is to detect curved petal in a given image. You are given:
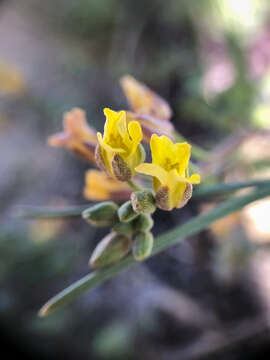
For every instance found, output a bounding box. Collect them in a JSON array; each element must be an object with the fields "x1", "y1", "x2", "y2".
[
  {"x1": 135, "y1": 163, "x2": 167, "y2": 185},
  {"x1": 127, "y1": 121, "x2": 143, "y2": 157},
  {"x1": 103, "y1": 108, "x2": 122, "y2": 142},
  {"x1": 116, "y1": 111, "x2": 128, "y2": 139},
  {"x1": 167, "y1": 169, "x2": 187, "y2": 208},
  {"x1": 97, "y1": 132, "x2": 125, "y2": 154},
  {"x1": 150, "y1": 134, "x2": 173, "y2": 167},
  {"x1": 188, "y1": 174, "x2": 201, "y2": 184},
  {"x1": 119, "y1": 75, "x2": 172, "y2": 120},
  {"x1": 174, "y1": 142, "x2": 191, "y2": 175}
]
